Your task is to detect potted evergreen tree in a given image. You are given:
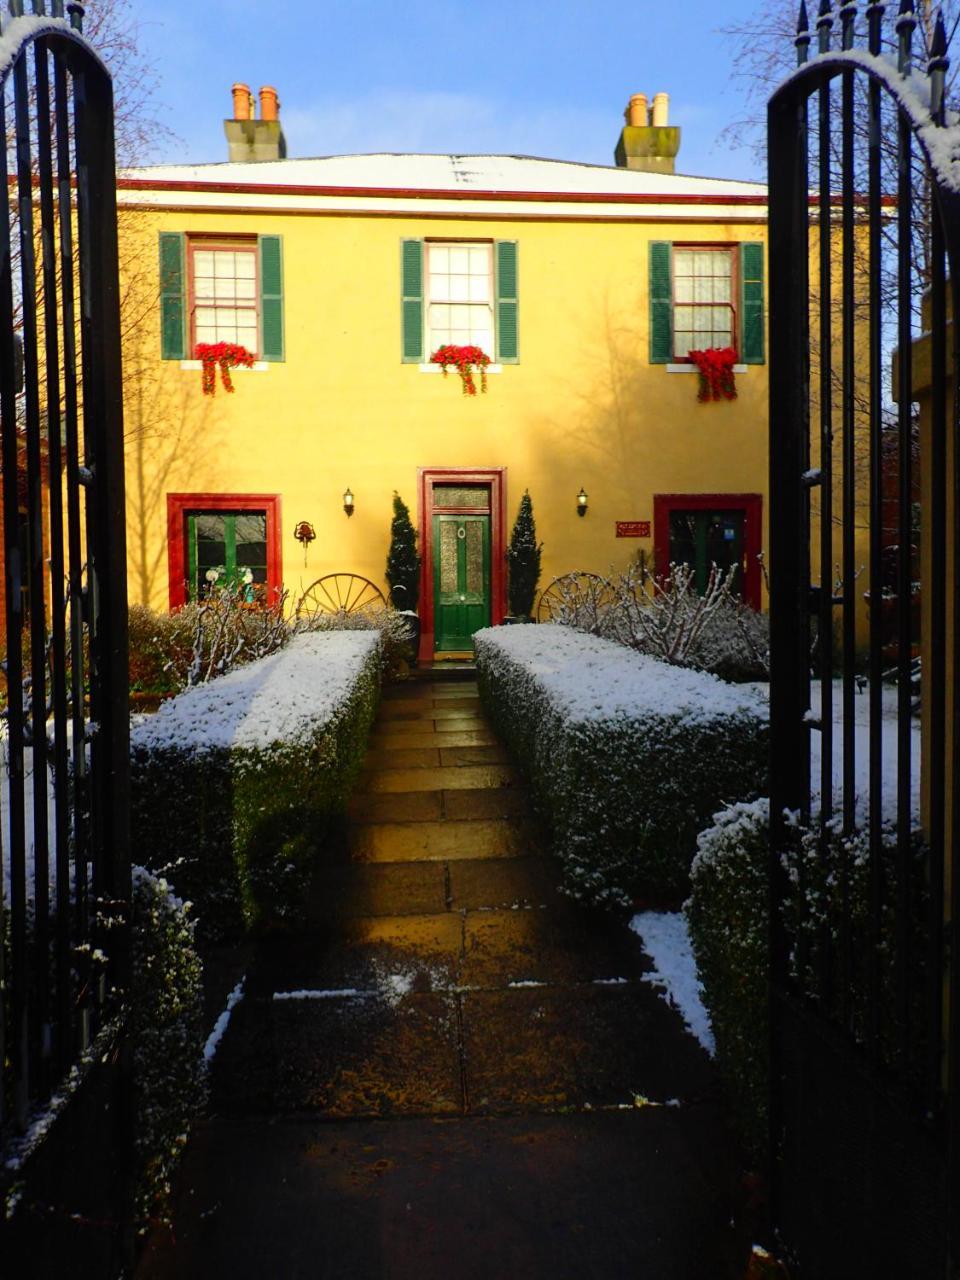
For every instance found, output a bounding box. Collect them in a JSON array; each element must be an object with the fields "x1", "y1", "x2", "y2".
[
  {"x1": 505, "y1": 490, "x2": 542, "y2": 622},
  {"x1": 385, "y1": 492, "x2": 422, "y2": 662}
]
